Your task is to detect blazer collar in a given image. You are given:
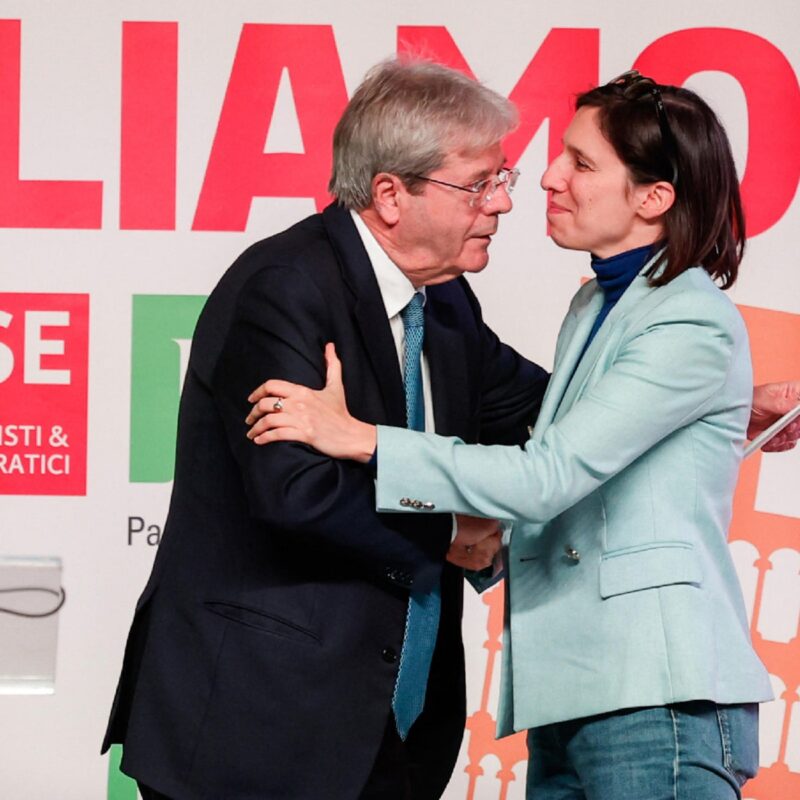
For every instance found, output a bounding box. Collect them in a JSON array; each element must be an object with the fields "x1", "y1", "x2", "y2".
[
  {"x1": 534, "y1": 250, "x2": 663, "y2": 433},
  {"x1": 531, "y1": 285, "x2": 602, "y2": 439}
]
